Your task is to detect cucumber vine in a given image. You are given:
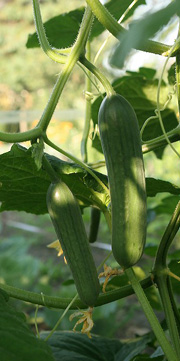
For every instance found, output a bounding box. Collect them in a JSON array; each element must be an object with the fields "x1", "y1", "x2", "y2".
[{"x1": 1, "y1": 1, "x2": 180, "y2": 360}]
